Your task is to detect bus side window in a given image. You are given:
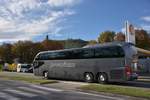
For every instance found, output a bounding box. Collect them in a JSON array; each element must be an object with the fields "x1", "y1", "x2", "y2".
[
  {"x1": 94, "y1": 46, "x2": 124, "y2": 58},
  {"x1": 82, "y1": 49, "x2": 94, "y2": 58},
  {"x1": 117, "y1": 47, "x2": 125, "y2": 57},
  {"x1": 56, "y1": 51, "x2": 68, "y2": 59},
  {"x1": 72, "y1": 49, "x2": 94, "y2": 59},
  {"x1": 48, "y1": 52, "x2": 58, "y2": 59},
  {"x1": 94, "y1": 48, "x2": 104, "y2": 58},
  {"x1": 47, "y1": 51, "x2": 71, "y2": 60},
  {"x1": 101, "y1": 47, "x2": 112, "y2": 58},
  {"x1": 101, "y1": 46, "x2": 124, "y2": 58},
  {"x1": 109, "y1": 47, "x2": 118, "y2": 57},
  {"x1": 72, "y1": 49, "x2": 83, "y2": 59},
  {"x1": 40, "y1": 53, "x2": 48, "y2": 60}
]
